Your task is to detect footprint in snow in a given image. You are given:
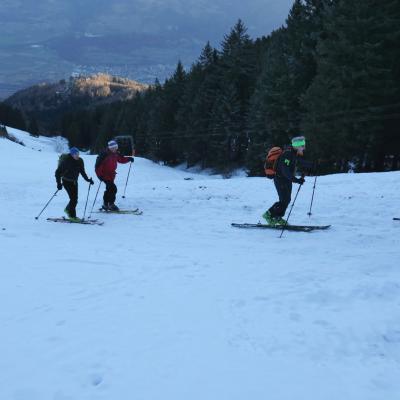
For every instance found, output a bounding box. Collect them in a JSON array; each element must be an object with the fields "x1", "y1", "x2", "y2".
[{"x1": 91, "y1": 374, "x2": 103, "y2": 386}]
